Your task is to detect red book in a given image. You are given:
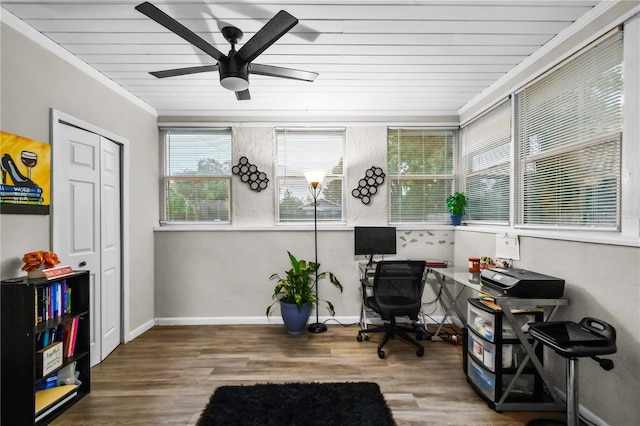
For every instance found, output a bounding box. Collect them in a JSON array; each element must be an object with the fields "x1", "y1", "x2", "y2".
[{"x1": 68, "y1": 317, "x2": 79, "y2": 357}]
